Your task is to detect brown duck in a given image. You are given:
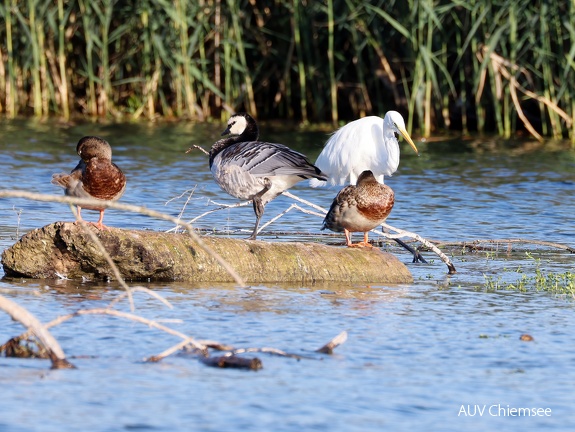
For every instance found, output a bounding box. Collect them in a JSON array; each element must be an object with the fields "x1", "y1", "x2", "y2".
[
  {"x1": 52, "y1": 136, "x2": 126, "y2": 230},
  {"x1": 322, "y1": 170, "x2": 394, "y2": 247}
]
